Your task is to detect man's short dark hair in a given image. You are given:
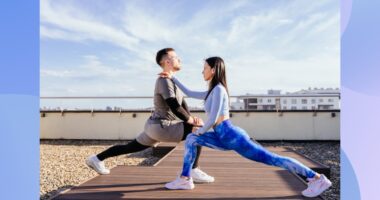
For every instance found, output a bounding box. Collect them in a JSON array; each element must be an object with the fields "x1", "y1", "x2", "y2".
[{"x1": 156, "y1": 48, "x2": 175, "y2": 66}]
